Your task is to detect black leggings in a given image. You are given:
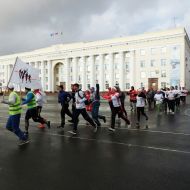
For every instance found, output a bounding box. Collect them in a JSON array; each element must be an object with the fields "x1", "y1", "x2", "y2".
[
  {"x1": 137, "y1": 107, "x2": 148, "y2": 122},
  {"x1": 111, "y1": 107, "x2": 130, "y2": 129}
]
